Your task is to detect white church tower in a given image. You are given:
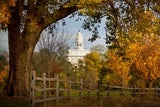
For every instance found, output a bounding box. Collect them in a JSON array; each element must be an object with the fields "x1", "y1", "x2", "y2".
[
  {"x1": 67, "y1": 31, "x2": 91, "y2": 65},
  {"x1": 75, "y1": 31, "x2": 84, "y2": 50}
]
